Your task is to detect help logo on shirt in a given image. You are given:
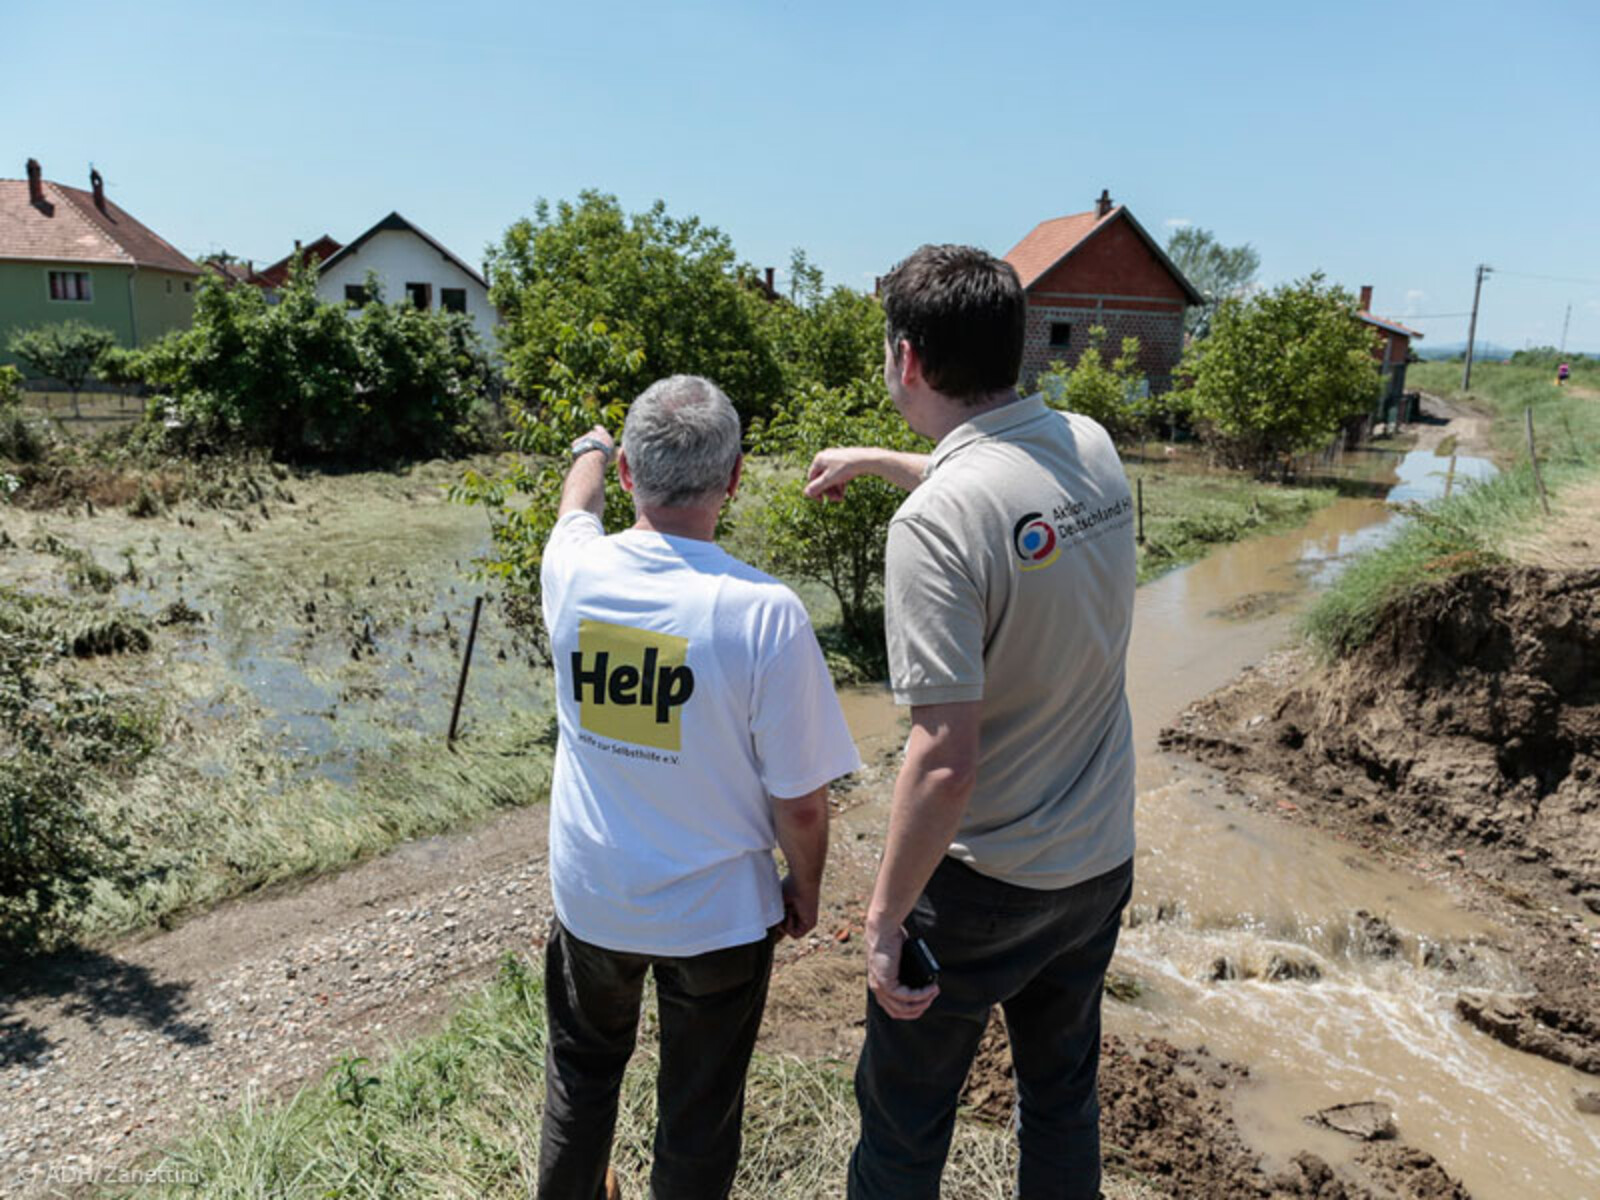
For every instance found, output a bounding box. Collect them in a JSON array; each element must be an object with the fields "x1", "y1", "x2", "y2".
[{"x1": 571, "y1": 619, "x2": 695, "y2": 751}]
